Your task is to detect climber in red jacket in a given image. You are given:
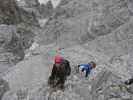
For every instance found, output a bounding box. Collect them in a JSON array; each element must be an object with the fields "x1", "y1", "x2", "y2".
[{"x1": 48, "y1": 51, "x2": 71, "y2": 90}]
